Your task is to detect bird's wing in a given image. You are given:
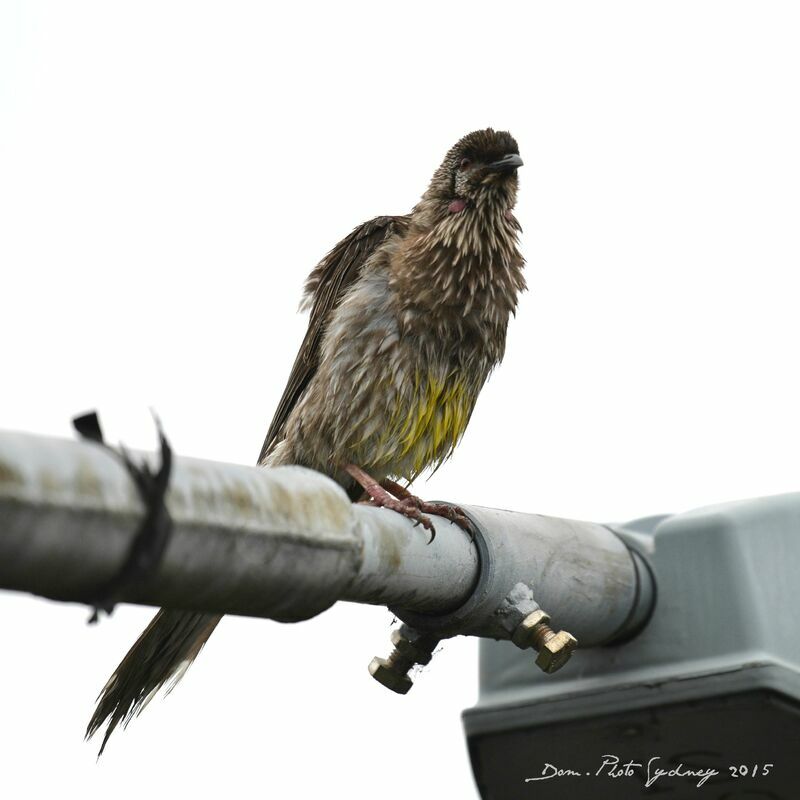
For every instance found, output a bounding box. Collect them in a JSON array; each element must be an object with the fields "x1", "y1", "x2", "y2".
[{"x1": 258, "y1": 214, "x2": 409, "y2": 464}]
